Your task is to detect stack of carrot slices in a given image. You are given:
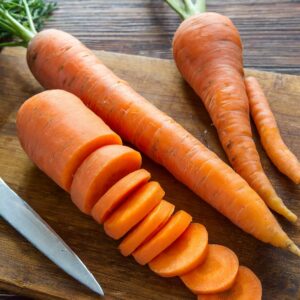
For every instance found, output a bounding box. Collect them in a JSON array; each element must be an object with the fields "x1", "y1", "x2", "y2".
[
  {"x1": 17, "y1": 90, "x2": 262, "y2": 299},
  {"x1": 89, "y1": 166, "x2": 262, "y2": 299}
]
